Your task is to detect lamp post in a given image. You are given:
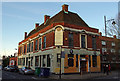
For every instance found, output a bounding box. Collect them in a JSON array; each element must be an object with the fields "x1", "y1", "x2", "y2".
[{"x1": 104, "y1": 16, "x2": 115, "y2": 37}]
